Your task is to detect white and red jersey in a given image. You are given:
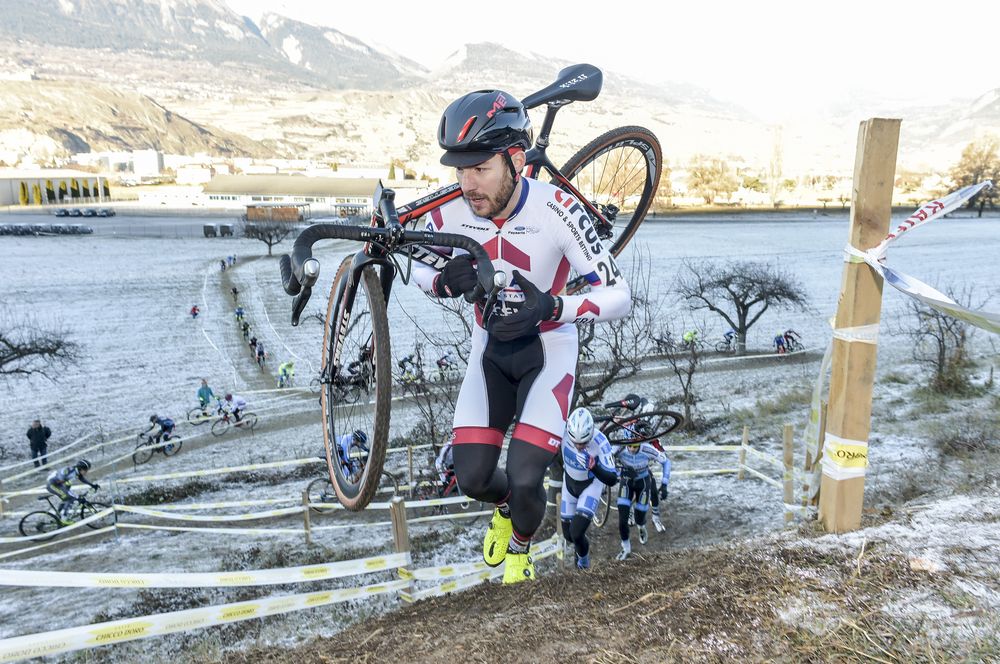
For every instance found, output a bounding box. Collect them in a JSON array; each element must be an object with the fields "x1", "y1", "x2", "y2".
[{"x1": 411, "y1": 177, "x2": 631, "y2": 334}]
